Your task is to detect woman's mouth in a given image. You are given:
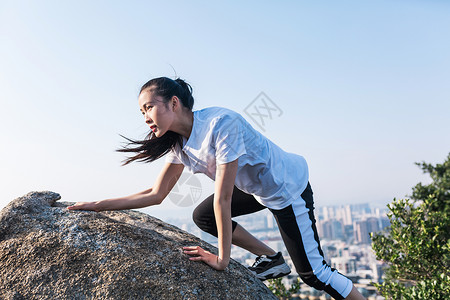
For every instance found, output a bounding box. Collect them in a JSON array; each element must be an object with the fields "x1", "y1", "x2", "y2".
[{"x1": 150, "y1": 125, "x2": 157, "y2": 132}]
